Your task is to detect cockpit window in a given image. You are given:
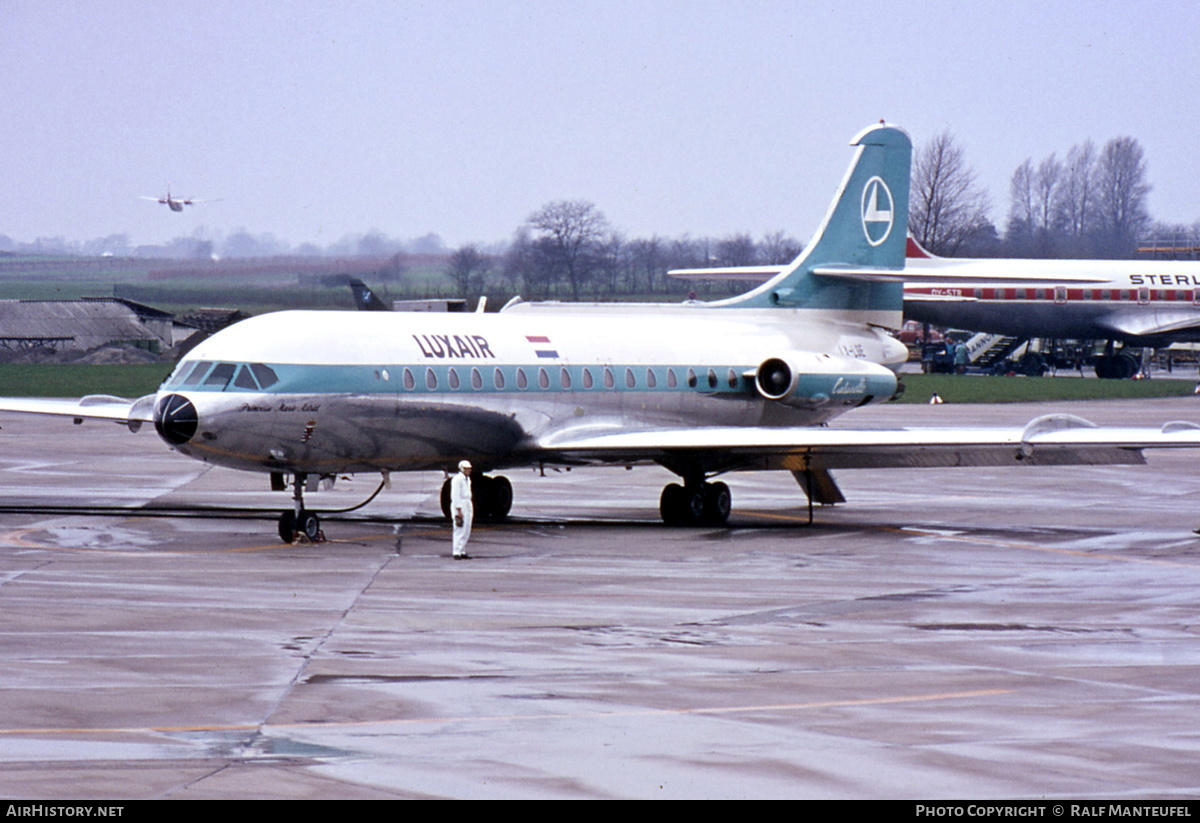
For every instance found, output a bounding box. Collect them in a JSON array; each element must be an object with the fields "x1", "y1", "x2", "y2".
[
  {"x1": 249, "y1": 363, "x2": 278, "y2": 389},
  {"x1": 233, "y1": 366, "x2": 259, "y2": 390},
  {"x1": 204, "y1": 362, "x2": 237, "y2": 388},
  {"x1": 182, "y1": 361, "x2": 213, "y2": 385}
]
